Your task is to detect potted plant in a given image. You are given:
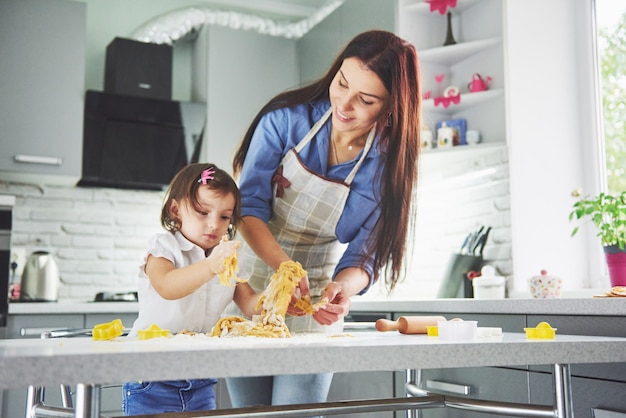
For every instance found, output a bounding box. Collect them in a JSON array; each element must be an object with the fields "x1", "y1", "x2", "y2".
[{"x1": 569, "y1": 189, "x2": 626, "y2": 286}]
